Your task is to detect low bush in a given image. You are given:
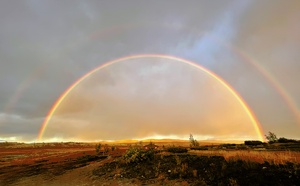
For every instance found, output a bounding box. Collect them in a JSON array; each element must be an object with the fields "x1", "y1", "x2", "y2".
[
  {"x1": 190, "y1": 147, "x2": 208, "y2": 150},
  {"x1": 244, "y1": 141, "x2": 263, "y2": 146},
  {"x1": 167, "y1": 147, "x2": 188, "y2": 153},
  {"x1": 278, "y1": 137, "x2": 297, "y2": 143},
  {"x1": 94, "y1": 154, "x2": 300, "y2": 185},
  {"x1": 123, "y1": 147, "x2": 154, "y2": 164}
]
